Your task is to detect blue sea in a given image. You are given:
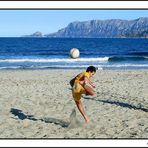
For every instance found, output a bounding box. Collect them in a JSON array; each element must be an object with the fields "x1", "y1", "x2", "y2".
[{"x1": 0, "y1": 37, "x2": 148, "y2": 70}]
